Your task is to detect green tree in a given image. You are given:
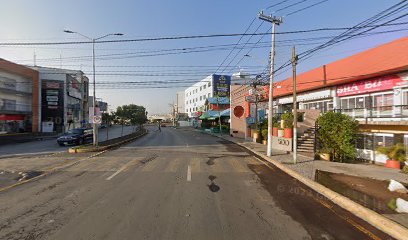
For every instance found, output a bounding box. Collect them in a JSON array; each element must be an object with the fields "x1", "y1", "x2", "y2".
[
  {"x1": 317, "y1": 111, "x2": 359, "y2": 162},
  {"x1": 115, "y1": 104, "x2": 147, "y2": 127}
]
